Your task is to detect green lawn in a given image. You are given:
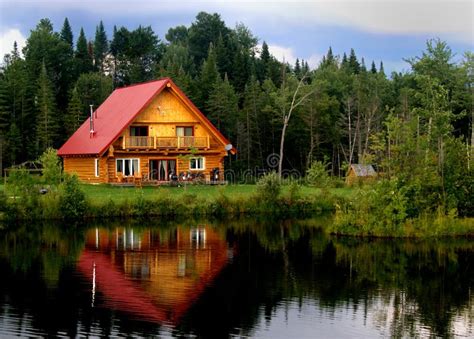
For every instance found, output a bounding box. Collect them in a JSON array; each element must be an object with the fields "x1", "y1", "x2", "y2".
[
  {"x1": 80, "y1": 184, "x2": 354, "y2": 204},
  {"x1": 0, "y1": 182, "x2": 354, "y2": 203}
]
